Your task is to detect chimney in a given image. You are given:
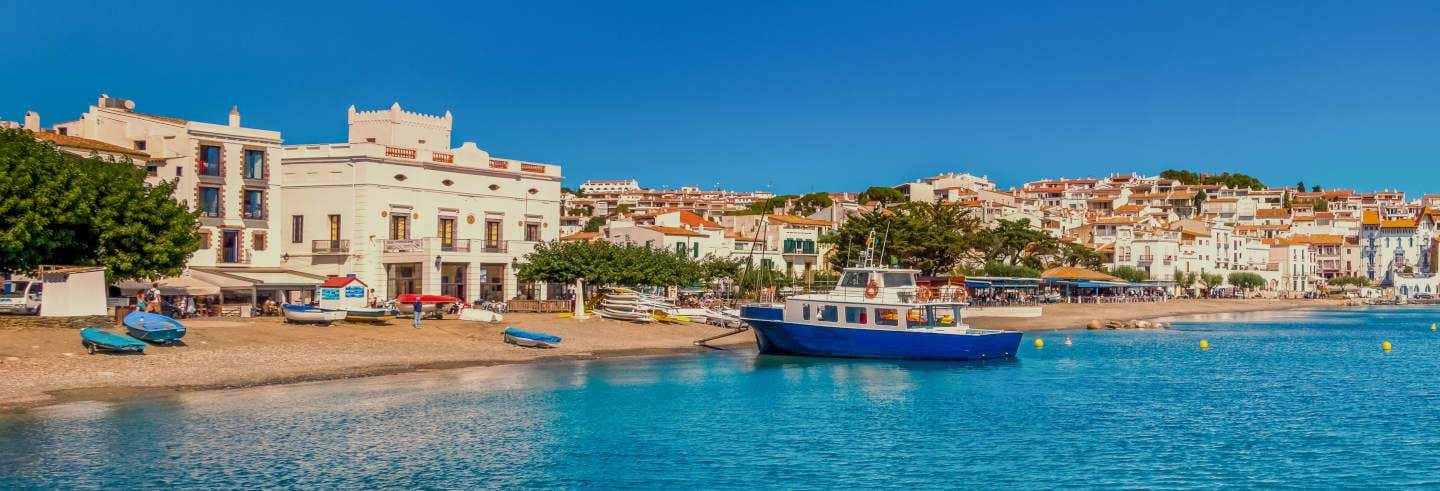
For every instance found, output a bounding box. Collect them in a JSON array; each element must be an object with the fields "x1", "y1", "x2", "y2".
[
  {"x1": 228, "y1": 105, "x2": 241, "y2": 127},
  {"x1": 23, "y1": 111, "x2": 39, "y2": 131}
]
